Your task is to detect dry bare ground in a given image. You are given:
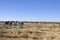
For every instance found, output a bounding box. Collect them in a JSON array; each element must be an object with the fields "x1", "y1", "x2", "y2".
[{"x1": 0, "y1": 22, "x2": 60, "y2": 40}]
